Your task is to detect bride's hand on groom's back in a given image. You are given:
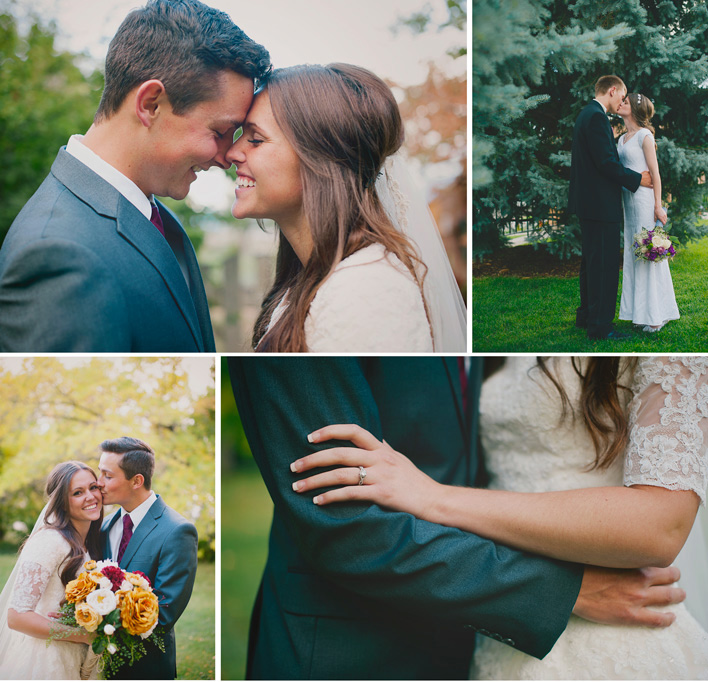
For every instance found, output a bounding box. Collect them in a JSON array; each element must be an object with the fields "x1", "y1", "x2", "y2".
[
  {"x1": 290, "y1": 423, "x2": 441, "y2": 518},
  {"x1": 573, "y1": 565, "x2": 685, "y2": 628}
]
